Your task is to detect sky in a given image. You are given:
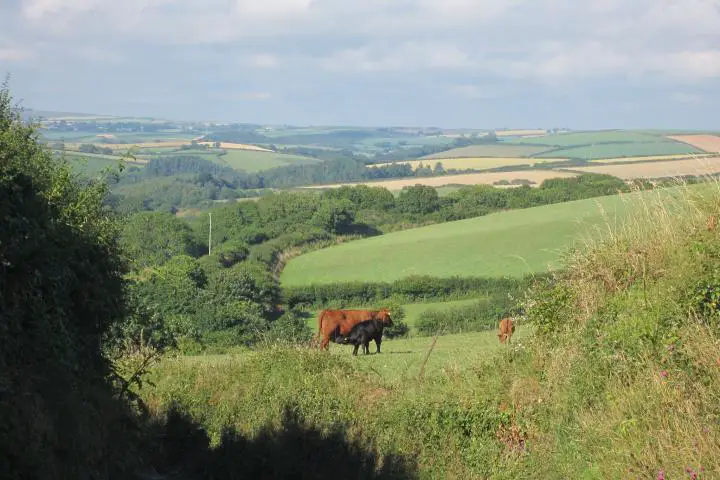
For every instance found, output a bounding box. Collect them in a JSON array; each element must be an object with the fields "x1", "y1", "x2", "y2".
[{"x1": 1, "y1": 0, "x2": 719, "y2": 129}]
